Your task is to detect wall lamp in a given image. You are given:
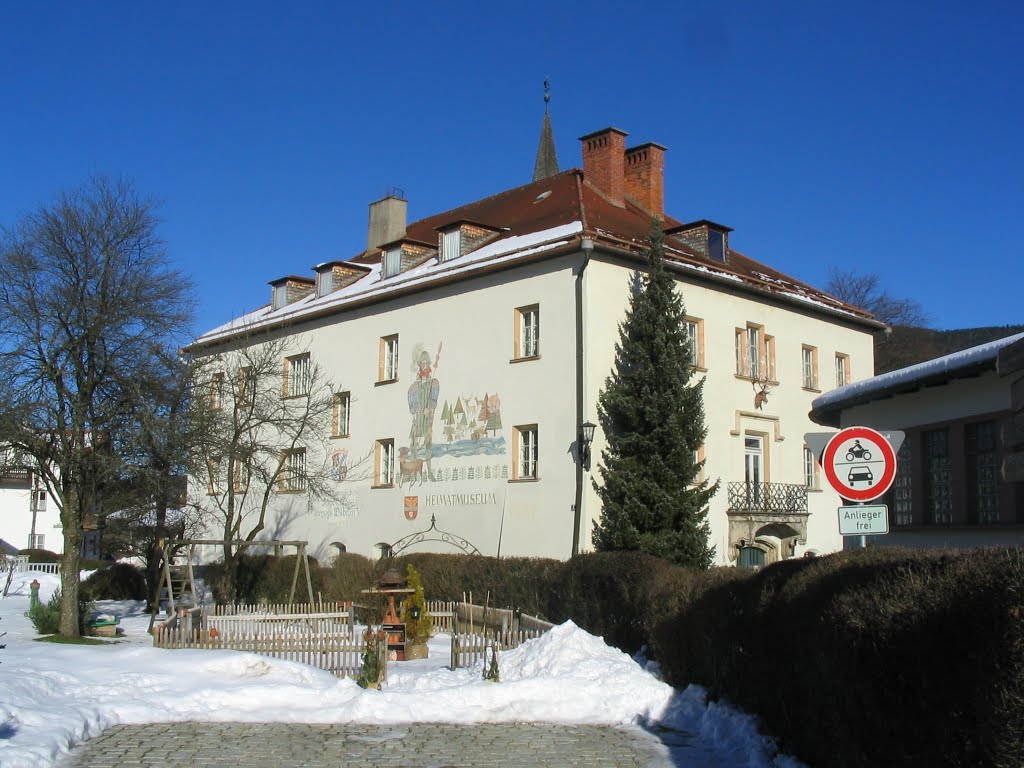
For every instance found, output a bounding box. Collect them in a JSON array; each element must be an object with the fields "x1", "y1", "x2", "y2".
[{"x1": 579, "y1": 421, "x2": 597, "y2": 472}]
